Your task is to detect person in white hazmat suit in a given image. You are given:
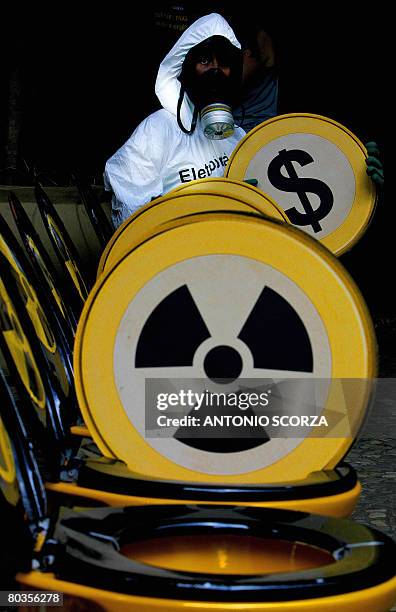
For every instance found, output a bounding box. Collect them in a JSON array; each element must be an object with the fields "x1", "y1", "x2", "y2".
[{"x1": 104, "y1": 13, "x2": 246, "y2": 228}]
